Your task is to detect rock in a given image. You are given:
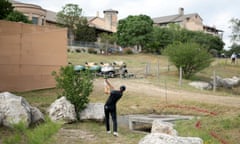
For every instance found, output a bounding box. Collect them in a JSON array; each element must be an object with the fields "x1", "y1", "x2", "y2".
[
  {"x1": 79, "y1": 103, "x2": 104, "y2": 121},
  {"x1": 30, "y1": 107, "x2": 45, "y2": 124},
  {"x1": 0, "y1": 92, "x2": 44, "y2": 128},
  {"x1": 178, "y1": 136, "x2": 204, "y2": 144},
  {"x1": 0, "y1": 112, "x2": 3, "y2": 125},
  {"x1": 48, "y1": 96, "x2": 77, "y2": 123},
  {"x1": 151, "y1": 120, "x2": 178, "y2": 136},
  {"x1": 189, "y1": 81, "x2": 212, "y2": 90},
  {"x1": 214, "y1": 76, "x2": 240, "y2": 88},
  {"x1": 139, "y1": 133, "x2": 203, "y2": 144}
]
